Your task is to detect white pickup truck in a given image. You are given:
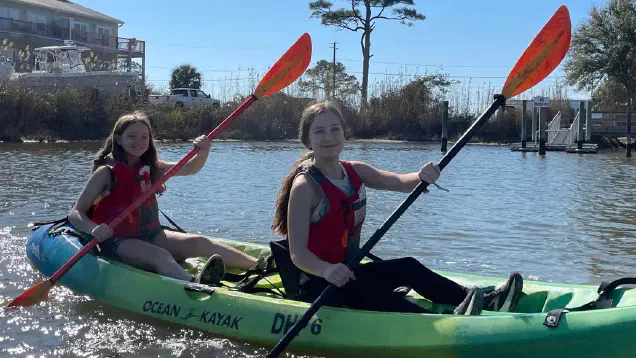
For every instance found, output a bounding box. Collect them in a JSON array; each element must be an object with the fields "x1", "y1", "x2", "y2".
[{"x1": 148, "y1": 88, "x2": 220, "y2": 108}]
